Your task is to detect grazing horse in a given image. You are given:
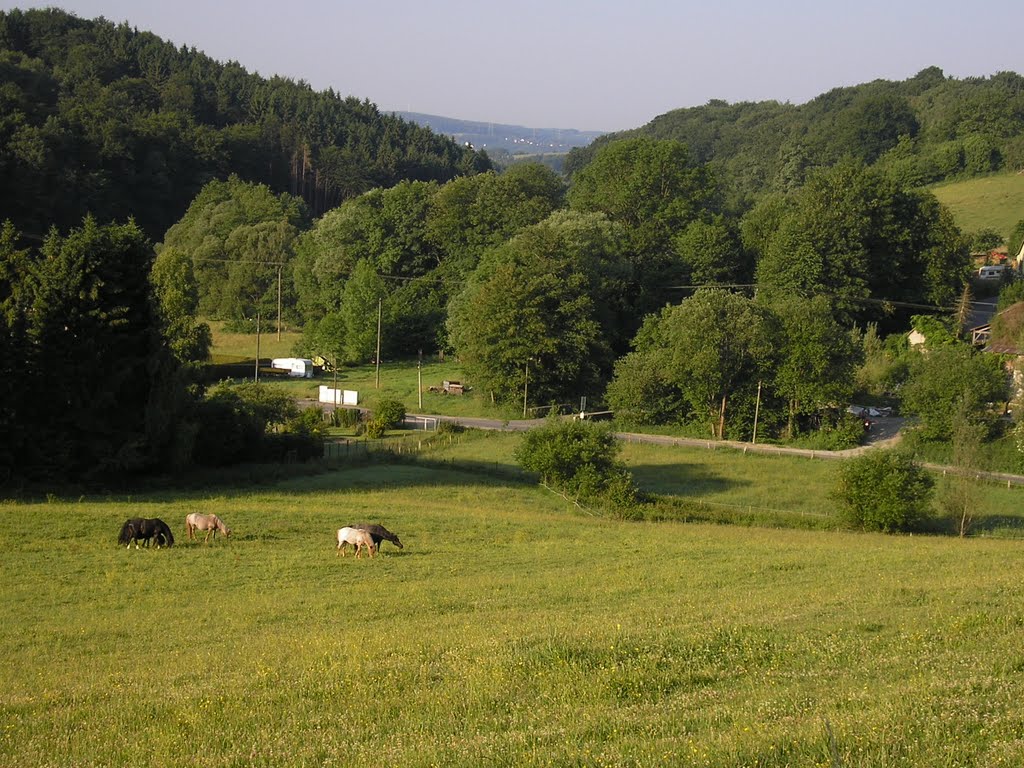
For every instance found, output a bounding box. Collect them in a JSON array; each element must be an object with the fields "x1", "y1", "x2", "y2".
[
  {"x1": 185, "y1": 513, "x2": 232, "y2": 543},
  {"x1": 352, "y1": 524, "x2": 403, "y2": 551},
  {"x1": 336, "y1": 527, "x2": 376, "y2": 559},
  {"x1": 118, "y1": 518, "x2": 174, "y2": 549}
]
